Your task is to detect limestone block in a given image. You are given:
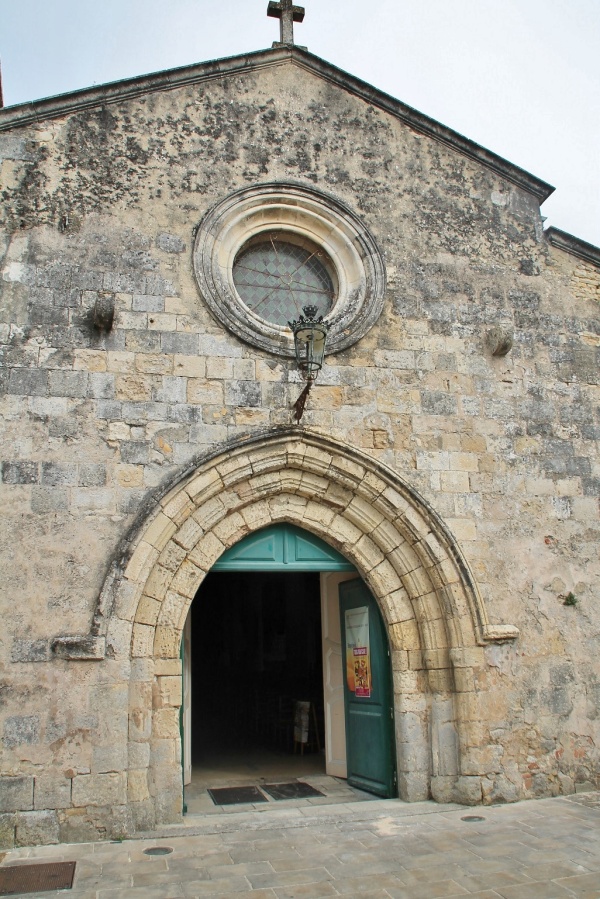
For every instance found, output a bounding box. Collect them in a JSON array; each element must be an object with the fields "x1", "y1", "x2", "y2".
[
  {"x1": 15, "y1": 810, "x2": 59, "y2": 846},
  {"x1": 194, "y1": 496, "x2": 227, "y2": 531},
  {"x1": 371, "y1": 519, "x2": 404, "y2": 554},
  {"x1": 150, "y1": 737, "x2": 179, "y2": 767},
  {"x1": 128, "y1": 742, "x2": 150, "y2": 770},
  {"x1": 91, "y1": 745, "x2": 128, "y2": 775},
  {"x1": 401, "y1": 565, "x2": 433, "y2": 600},
  {"x1": 392, "y1": 540, "x2": 422, "y2": 576},
  {"x1": 173, "y1": 515, "x2": 204, "y2": 551},
  {"x1": 143, "y1": 564, "x2": 173, "y2": 604},
  {"x1": 453, "y1": 666, "x2": 476, "y2": 693},
  {"x1": 130, "y1": 798, "x2": 156, "y2": 832},
  {"x1": 34, "y1": 774, "x2": 71, "y2": 810},
  {"x1": 0, "y1": 777, "x2": 33, "y2": 812},
  {"x1": 124, "y1": 540, "x2": 159, "y2": 583},
  {"x1": 389, "y1": 621, "x2": 420, "y2": 652},
  {"x1": 129, "y1": 707, "x2": 152, "y2": 743},
  {"x1": 393, "y1": 669, "x2": 421, "y2": 694},
  {"x1": 240, "y1": 501, "x2": 272, "y2": 531},
  {"x1": 58, "y1": 804, "x2": 130, "y2": 843},
  {"x1": 161, "y1": 489, "x2": 195, "y2": 523},
  {"x1": 135, "y1": 352, "x2": 172, "y2": 374},
  {"x1": 128, "y1": 769, "x2": 150, "y2": 802},
  {"x1": 184, "y1": 468, "x2": 223, "y2": 503},
  {"x1": 0, "y1": 814, "x2": 16, "y2": 848},
  {"x1": 397, "y1": 772, "x2": 429, "y2": 803},
  {"x1": 74, "y1": 349, "x2": 107, "y2": 372},
  {"x1": 345, "y1": 496, "x2": 385, "y2": 533},
  {"x1": 153, "y1": 676, "x2": 182, "y2": 709},
  {"x1": 143, "y1": 512, "x2": 177, "y2": 552},
  {"x1": 131, "y1": 623, "x2": 155, "y2": 658},
  {"x1": 187, "y1": 379, "x2": 223, "y2": 404},
  {"x1": 135, "y1": 594, "x2": 161, "y2": 625},
  {"x1": 481, "y1": 774, "x2": 521, "y2": 804},
  {"x1": 188, "y1": 532, "x2": 225, "y2": 570},
  {"x1": 449, "y1": 647, "x2": 486, "y2": 668},
  {"x1": 449, "y1": 452, "x2": 479, "y2": 472},
  {"x1": 159, "y1": 591, "x2": 188, "y2": 629},
  {"x1": 445, "y1": 517, "x2": 477, "y2": 541},
  {"x1": 212, "y1": 511, "x2": 248, "y2": 545},
  {"x1": 3, "y1": 716, "x2": 39, "y2": 748},
  {"x1": 391, "y1": 649, "x2": 410, "y2": 671},
  {"x1": 154, "y1": 626, "x2": 180, "y2": 659},
  {"x1": 72, "y1": 773, "x2": 126, "y2": 808},
  {"x1": 155, "y1": 659, "x2": 181, "y2": 676},
  {"x1": 158, "y1": 540, "x2": 188, "y2": 573},
  {"x1": 428, "y1": 669, "x2": 455, "y2": 693},
  {"x1": 368, "y1": 559, "x2": 402, "y2": 597},
  {"x1": 129, "y1": 677, "x2": 152, "y2": 713},
  {"x1": 440, "y1": 470, "x2": 470, "y2": 493},
  {"x1": 416, "y1": 450, "x2": 450, "y2": 471},
  {"x1": 152, "y1": 708, "x2": 179, "y2": 739},
  {"x1": 452, "y1": 775, "x2": 485, "y2": 805},
  {"x1": 461, "y1": 744, "x2": 504, "y2": 776},
  {"x1": 106, "y1": 617, "x2": 133, "y2": 658},
  {"x1": 407, "y1": 649, "x2": 425, "y2": 670},
  {"x1": 173, "y1": 354, "x2": 205, "y2": 378},
  {"x1": 169, "y1": 558, "x2": 203, "y2": 599}
]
